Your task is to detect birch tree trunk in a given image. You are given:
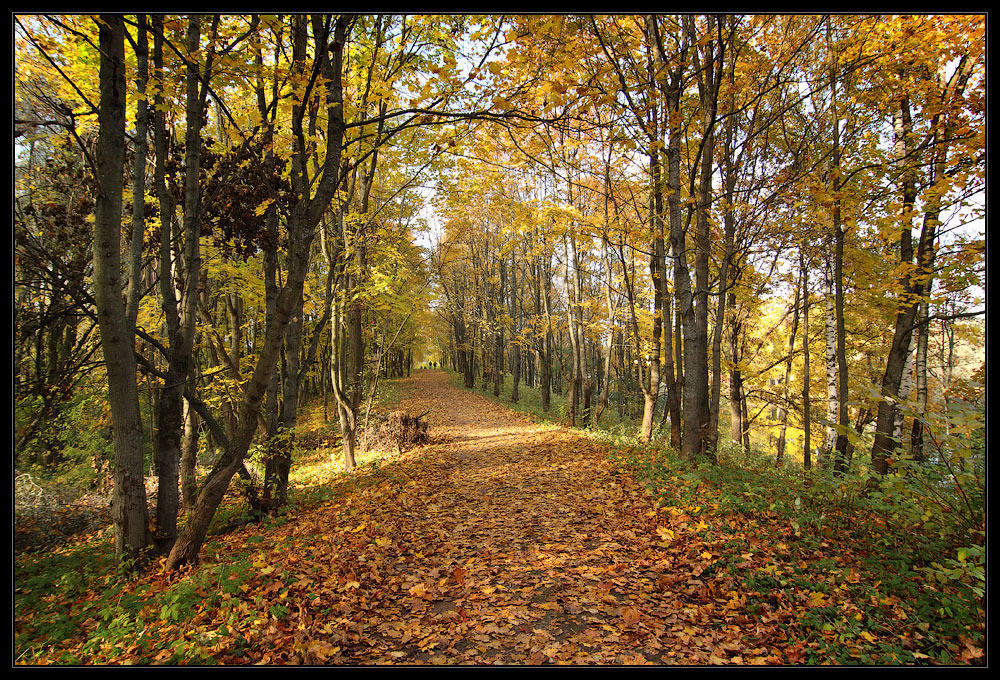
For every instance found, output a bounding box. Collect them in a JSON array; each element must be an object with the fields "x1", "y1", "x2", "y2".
[
  {"x1": 801, "y1": 249, "x2": 813, "y2": 470},
  {"x1": 821, "y1": 253, "x2": 839, "y2": 467}
]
